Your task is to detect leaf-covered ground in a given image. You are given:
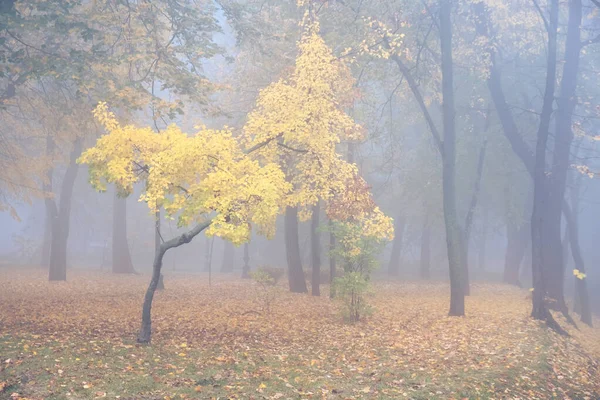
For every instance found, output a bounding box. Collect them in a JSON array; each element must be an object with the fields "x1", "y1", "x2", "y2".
[{"x1": 0, "y1": 268, "x2": 599, "y2": 400}]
